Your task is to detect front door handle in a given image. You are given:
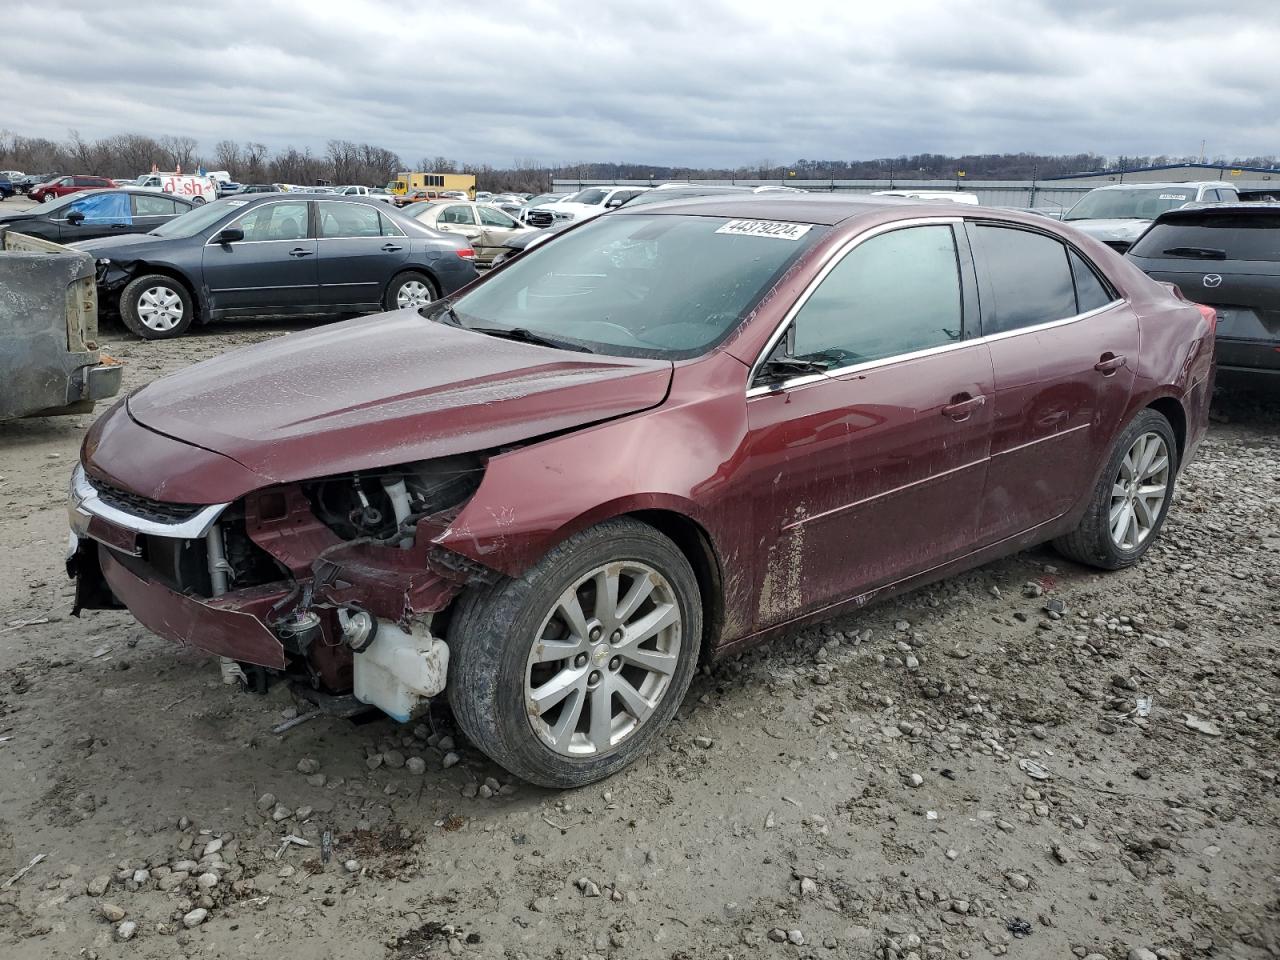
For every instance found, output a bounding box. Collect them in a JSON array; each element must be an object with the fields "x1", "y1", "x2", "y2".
[
  {"x1": 288, "y1": 247, "x2": 314, "y2": 258},
  {"x1": 1094, "y1": 353, "x2": 1126, "y2": 375},
  {"x1": 941, "y1": 394, "x2": 986, "y2": 421},
  {"x1": 381, "y1": 243, "x2": 403, "y2": 252}
]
